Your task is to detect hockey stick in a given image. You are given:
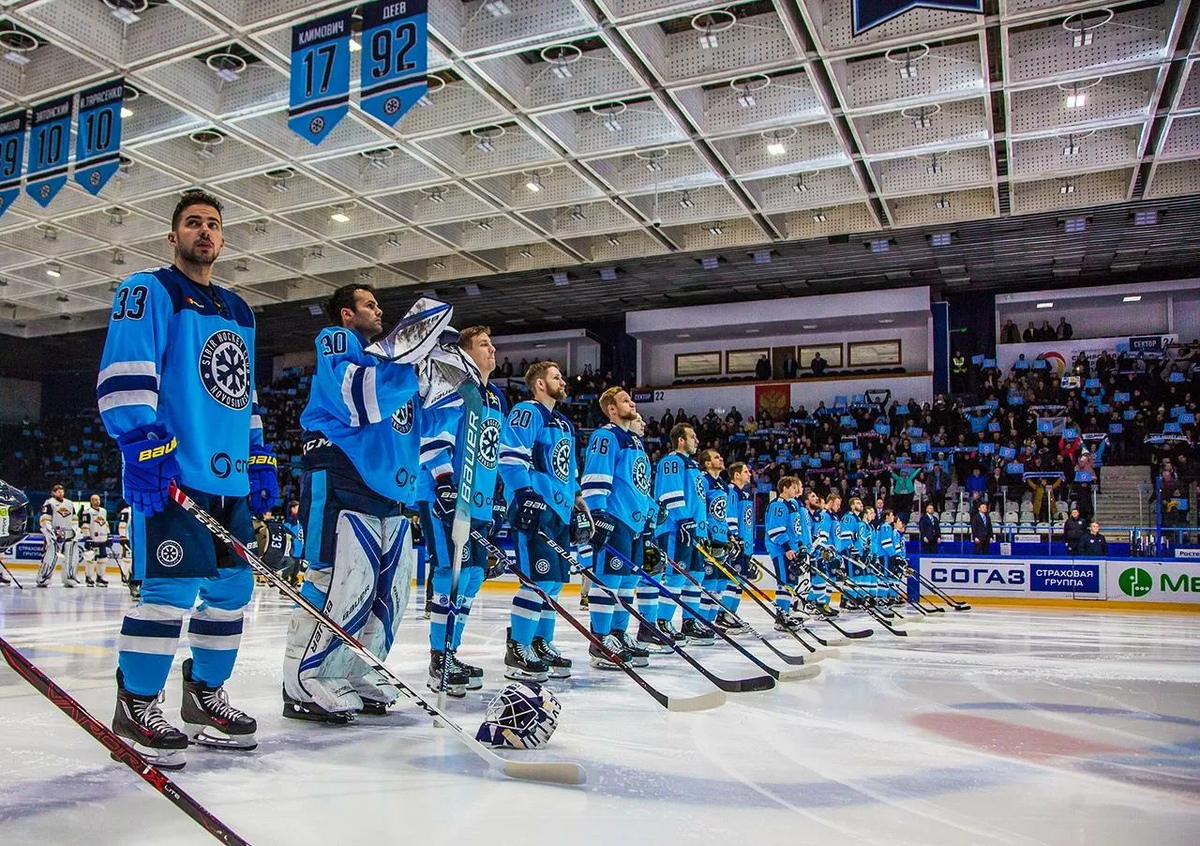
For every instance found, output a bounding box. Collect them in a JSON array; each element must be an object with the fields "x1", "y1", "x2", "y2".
[
  {"x1": 169, "y1": 483, "x2": 585, "y2": 786},
  {"x1": 474, "y1": 532, "x2": 772, "y2": 695},
  {"x1": 471, "y1": 533, "x2": 729, "y2": 709},
  {"x1": 910, "y1": 567, "x2": 972, "y2": 611},
  {"x1": 0, "y1": 636, "x2": 248, "y2": 845},
  {"x1": 690, "y1": 543, "x2": 833, "y2": 652},
  {"x1": 438, "y1": 384, "x2": 484, "y2": 712},
  {"x1": 845, "y1": 552, "x2": 935, "y2": 617},
  {"x1": 589, "y1": 539, "x2": 819, "y2": 682},
  {"x1": 0, "y1": 556, "x2": 23, "y2": 588}
]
